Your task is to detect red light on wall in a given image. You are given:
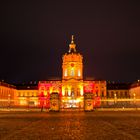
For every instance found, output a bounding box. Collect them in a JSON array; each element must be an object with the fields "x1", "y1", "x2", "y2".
[
  {"x1": 39, "y1": 92, "x2": 44, "y2": 98},
  {"x1": 38, "y1": 82, "x2": 52, "y2": 90},
  {"x1": 94, "y1": 96, "x2": 101, "y2": 107},
  {"x1": 84, "y1": 83, "x2": 94, "y2": 93}
]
